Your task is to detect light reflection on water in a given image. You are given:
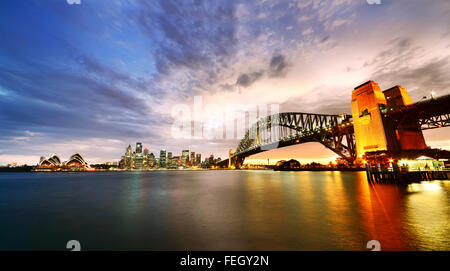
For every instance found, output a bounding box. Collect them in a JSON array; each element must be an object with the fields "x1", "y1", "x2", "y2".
[{"x1": 0, "y1": 171, "x2": 449, "y2": 250}]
